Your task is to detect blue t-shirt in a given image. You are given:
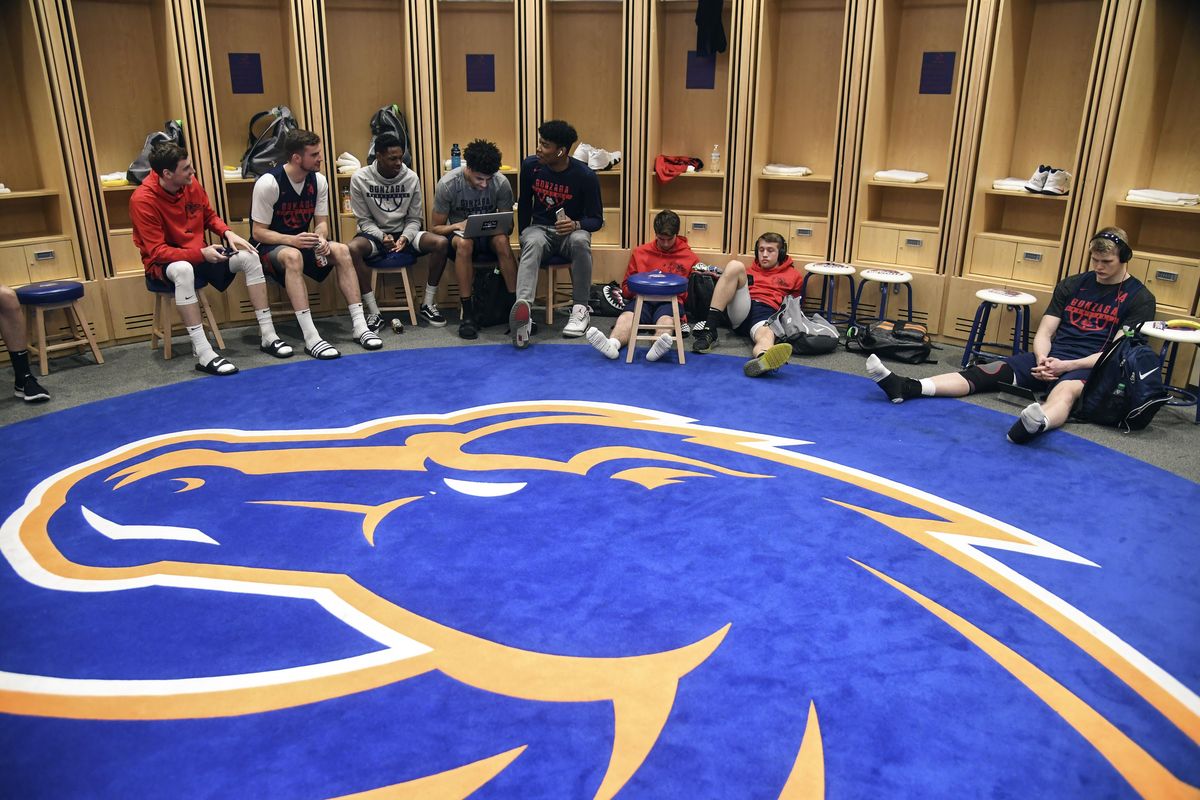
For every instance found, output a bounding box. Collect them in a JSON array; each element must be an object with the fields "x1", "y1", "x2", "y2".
[{"x1": 1046, "y1": 272, "x2": 1155, "y2": 360}]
